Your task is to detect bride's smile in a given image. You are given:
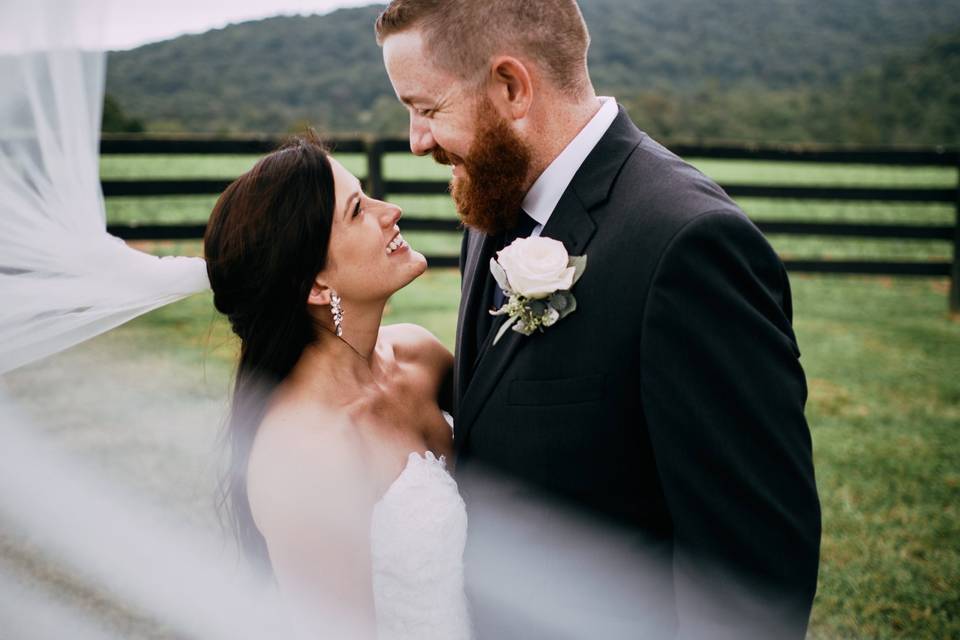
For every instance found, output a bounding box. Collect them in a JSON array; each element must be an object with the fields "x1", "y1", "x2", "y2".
[
  {"x1": 324, "y1": 157, "x2": 427, "y2": 299},
  {"x1": 386, "y1": 232, "x2": 408, "y2": 255}
]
